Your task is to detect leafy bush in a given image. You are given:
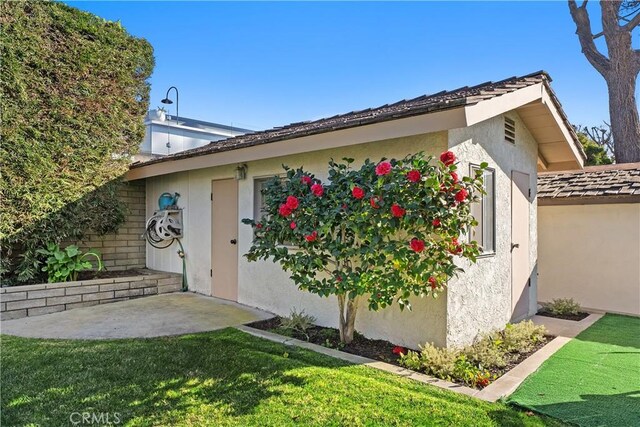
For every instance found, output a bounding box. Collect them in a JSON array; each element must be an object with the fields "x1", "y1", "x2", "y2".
[
  {"x1": 279, "y1": 309, "x2": 317, "y2": 341},
  {"x1": 462, "y1": 334, "x2": 507, "y2": 369},
  {"x1": 37, "y1": 244, "x2": 103, "y2": 283},
  {"x1": 544, "y1": 298, "x2": 582, "y2": 316},
  {"x1": 0, "y1": 2, "x2": 154, "y2": 285},
  {"x1": 502, "y1": 320, "x2": 546, "y2": 354},
  {"x1": 400, "y1": 320, "x2": 547, "y2": 388}
]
